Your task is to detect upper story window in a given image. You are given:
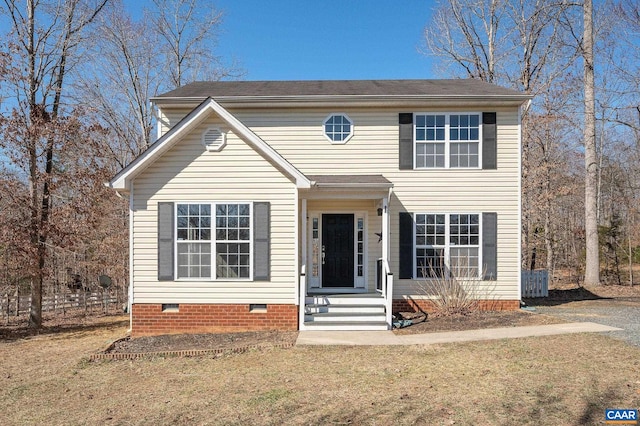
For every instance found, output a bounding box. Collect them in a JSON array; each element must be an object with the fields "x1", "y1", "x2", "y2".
[
  {"x1": 323, "y1": 113, "x2": 353, "y2": 144},
  {"x1": 415, "y1": 113, "x2": 480, "y2": 169}
]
